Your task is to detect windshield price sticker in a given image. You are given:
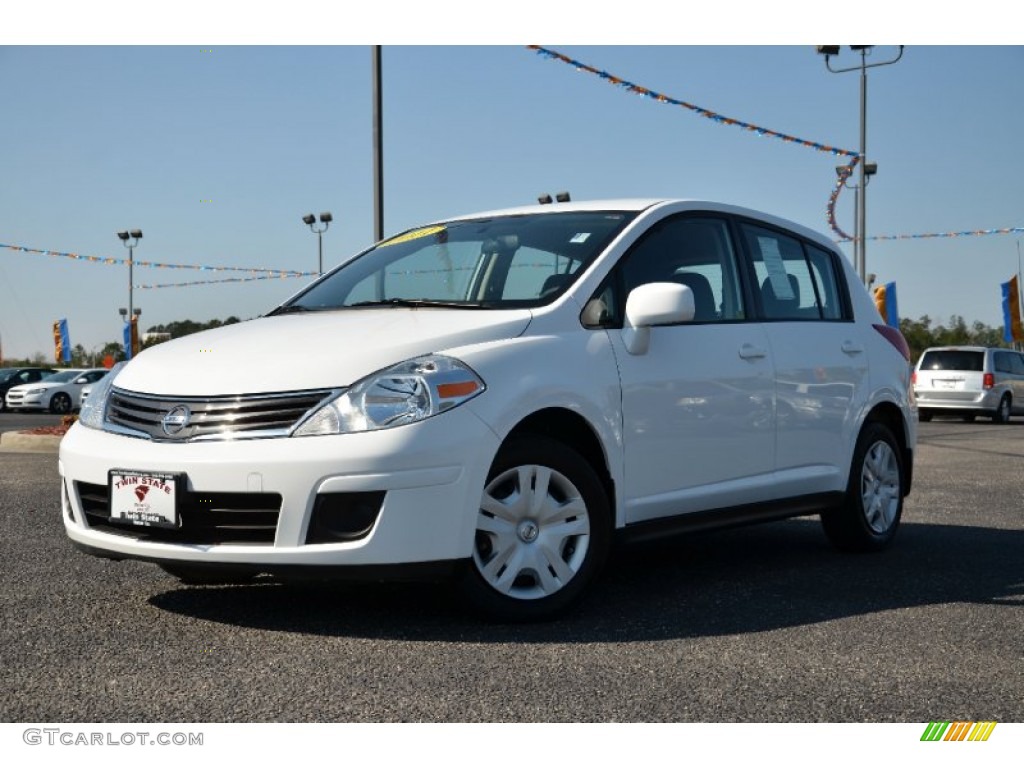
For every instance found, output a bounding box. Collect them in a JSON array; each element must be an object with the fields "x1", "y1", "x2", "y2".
[{"x1": 109, "y1": 471, "x2": 179, "y2": 528}]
